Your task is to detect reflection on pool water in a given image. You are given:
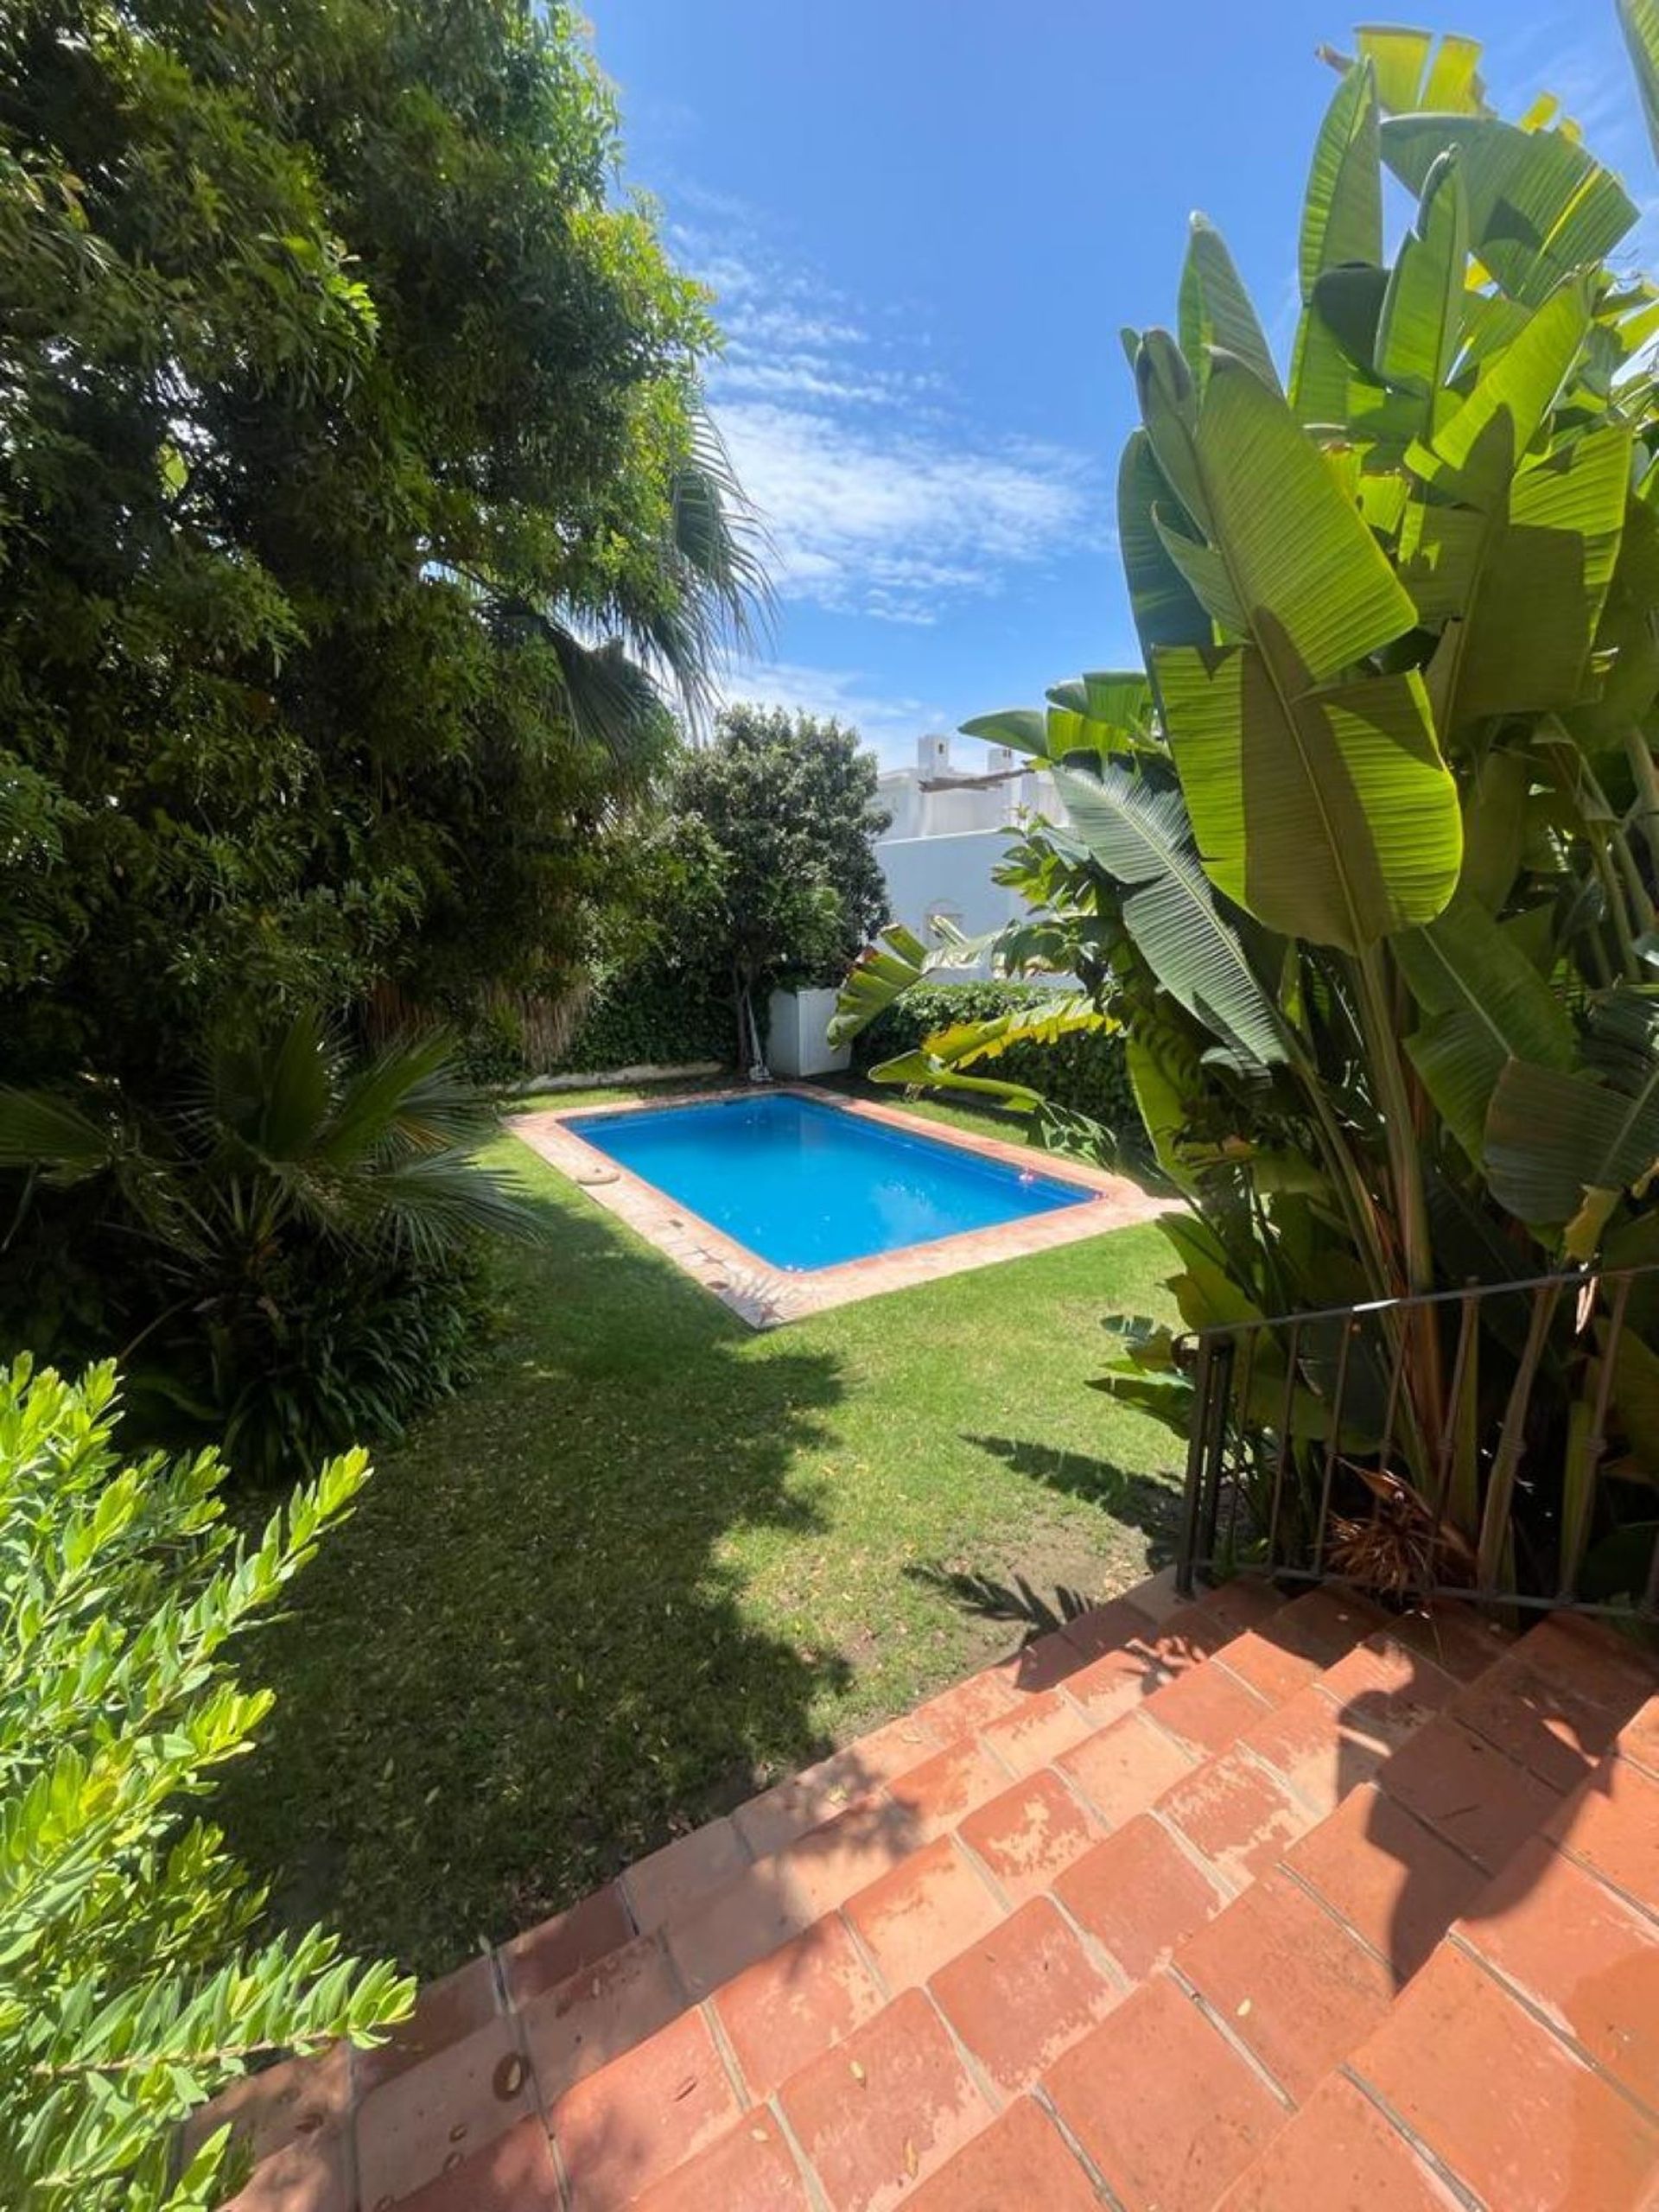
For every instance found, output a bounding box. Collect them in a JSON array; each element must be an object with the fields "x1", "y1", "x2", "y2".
[{"x1": 564, "y1": 1092, "x2": 1096, "y2": 1273}]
